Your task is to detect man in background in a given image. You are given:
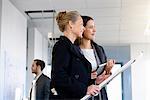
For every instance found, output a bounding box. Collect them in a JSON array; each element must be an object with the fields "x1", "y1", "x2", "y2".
[{"x1": 30, "y1": 59, "x2": 51, "y2": 100}]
